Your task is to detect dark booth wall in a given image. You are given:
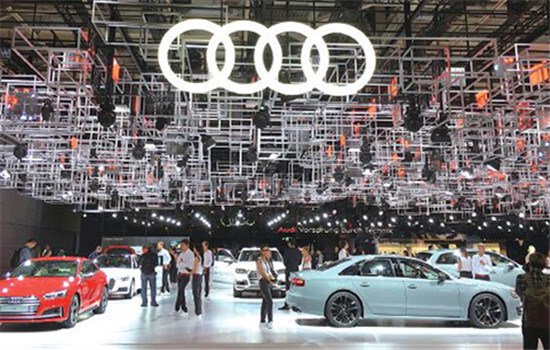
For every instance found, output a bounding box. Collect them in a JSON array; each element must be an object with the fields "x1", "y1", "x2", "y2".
[{"x1": 0, "y1": 190, "x2": 81, "y2": 273}]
